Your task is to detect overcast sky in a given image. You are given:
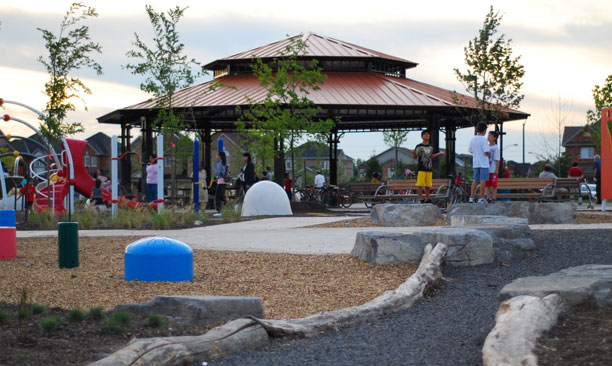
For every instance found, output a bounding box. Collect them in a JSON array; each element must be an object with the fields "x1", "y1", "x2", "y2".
[{"x1": 1, "y1": 0, "x2": 610, "y2": 163}]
